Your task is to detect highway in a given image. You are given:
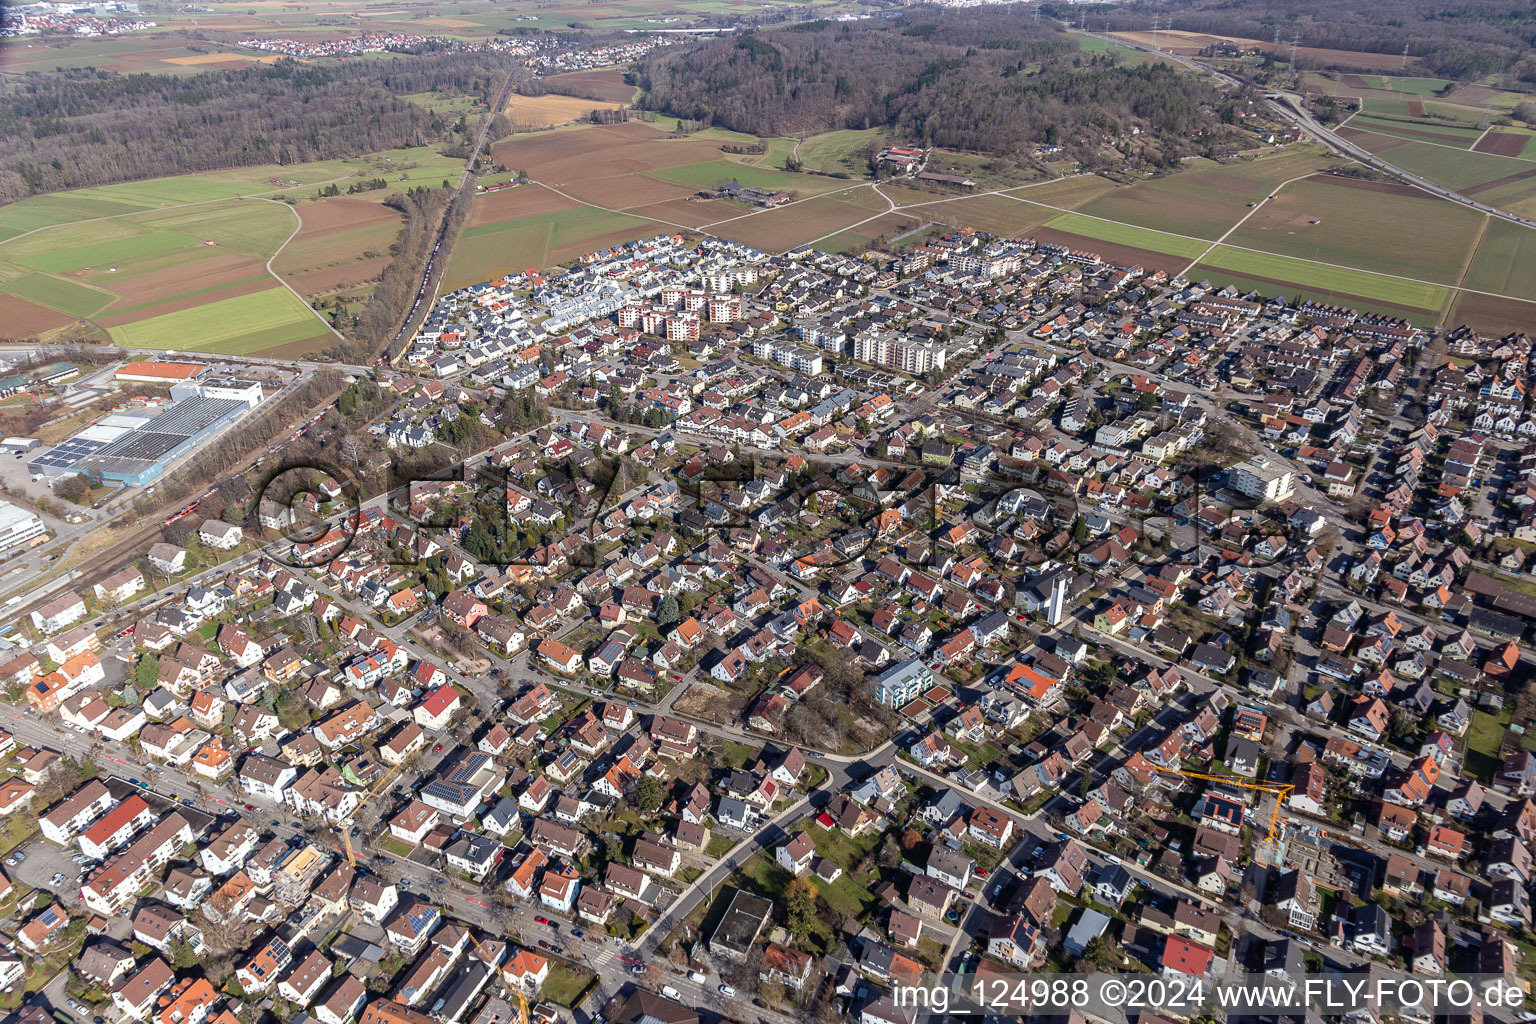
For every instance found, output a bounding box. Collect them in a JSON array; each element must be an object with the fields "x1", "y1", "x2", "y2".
[
  {"x1": 1076, "y1": 30, "x2": 1536, "y2": 230},
  {"x1": 1265, "y1": 91, "x2": 1536, "y2": 229}
]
